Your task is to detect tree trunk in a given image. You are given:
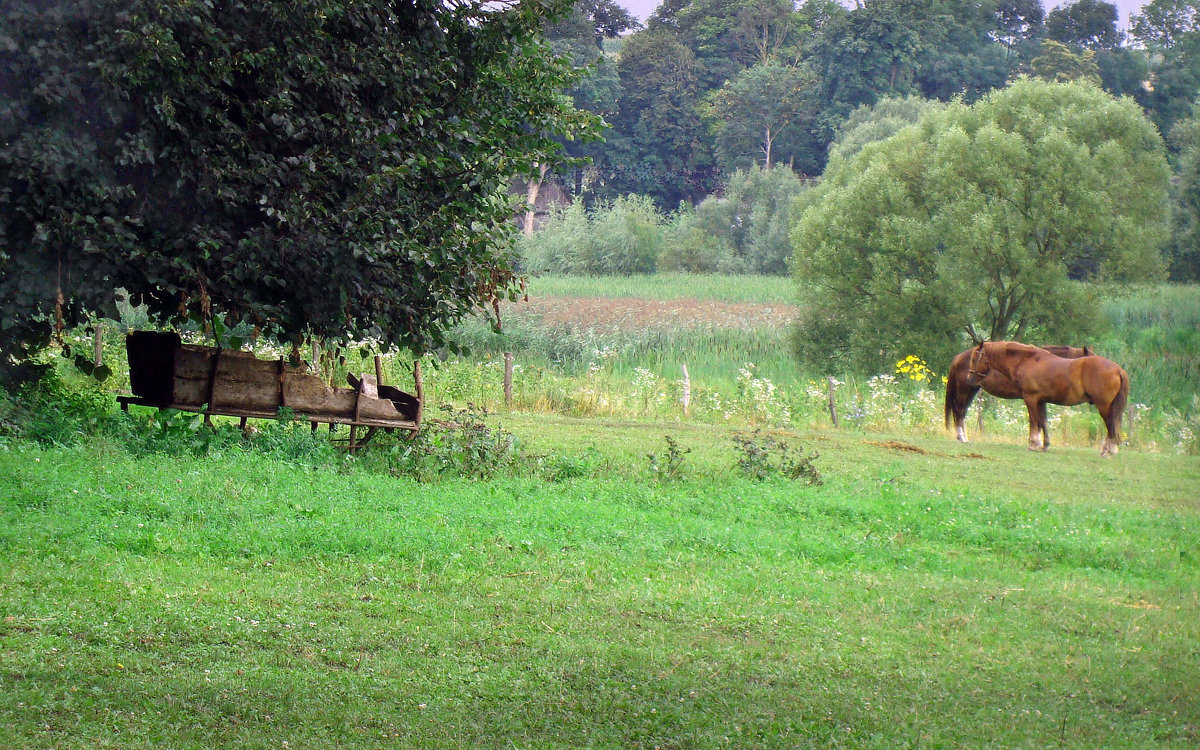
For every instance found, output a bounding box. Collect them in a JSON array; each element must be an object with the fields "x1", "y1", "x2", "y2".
[{"x1": 523, "y1": 162, "x2": 550, "y2": 237}]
